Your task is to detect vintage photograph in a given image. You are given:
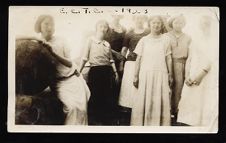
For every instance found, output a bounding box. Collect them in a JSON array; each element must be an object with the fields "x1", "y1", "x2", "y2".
[{"x1": 8, "y1": 6, "x2": 219, "y2": 133}]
